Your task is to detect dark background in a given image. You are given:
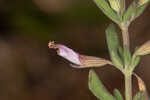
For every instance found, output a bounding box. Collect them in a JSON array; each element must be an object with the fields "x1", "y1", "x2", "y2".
[{"x1": 0, "y1": 0, "x2": 150, "y2": 100}]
